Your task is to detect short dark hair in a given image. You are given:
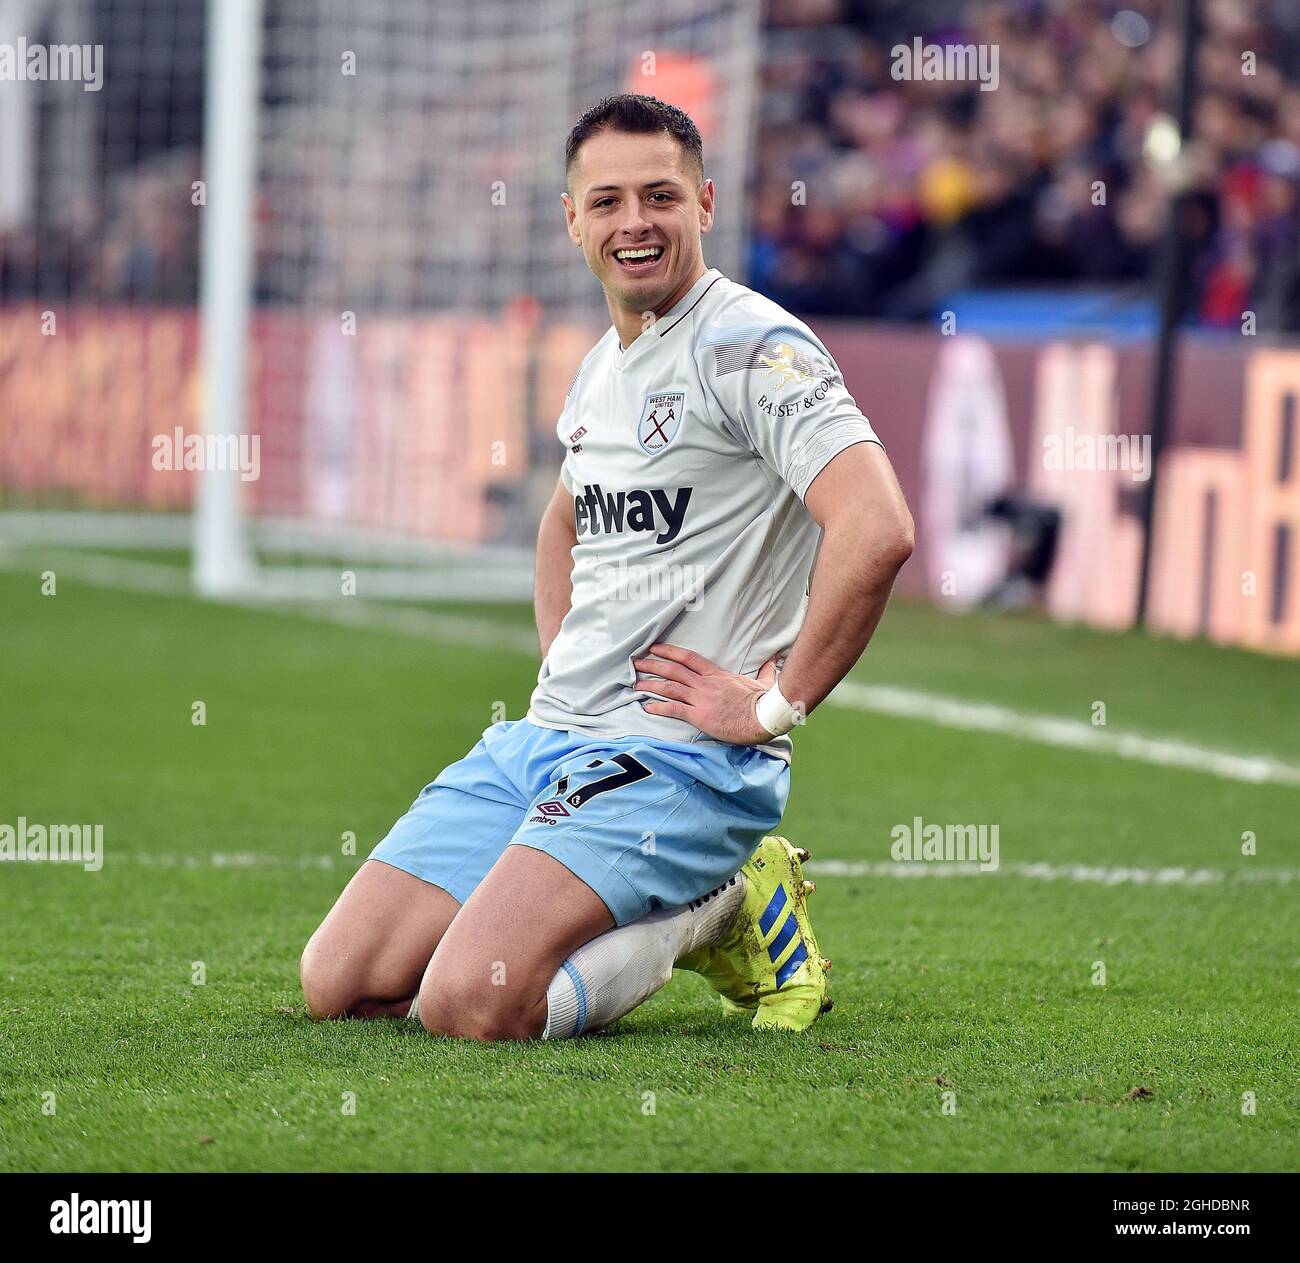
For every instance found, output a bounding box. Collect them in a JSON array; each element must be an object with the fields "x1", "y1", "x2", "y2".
[{"x1": 565, "y1": 94, "x2": 704, "y2": 190}]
